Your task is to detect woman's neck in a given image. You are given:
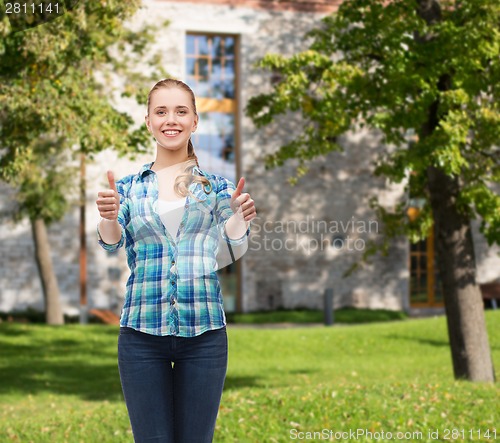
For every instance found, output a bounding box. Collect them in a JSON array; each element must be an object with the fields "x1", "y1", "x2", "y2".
[{"x1": 152, "y1": 149, "x2": 190, "y2": 172}]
